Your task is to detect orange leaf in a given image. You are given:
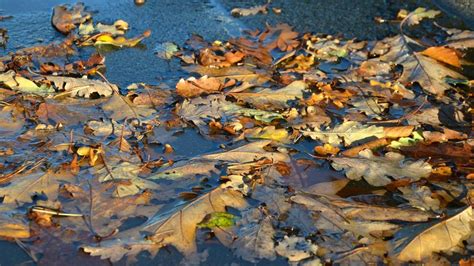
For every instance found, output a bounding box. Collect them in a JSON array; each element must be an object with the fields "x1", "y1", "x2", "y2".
[{"x1": 421, "y1": 46, "x2": 461, "y2": 68}]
